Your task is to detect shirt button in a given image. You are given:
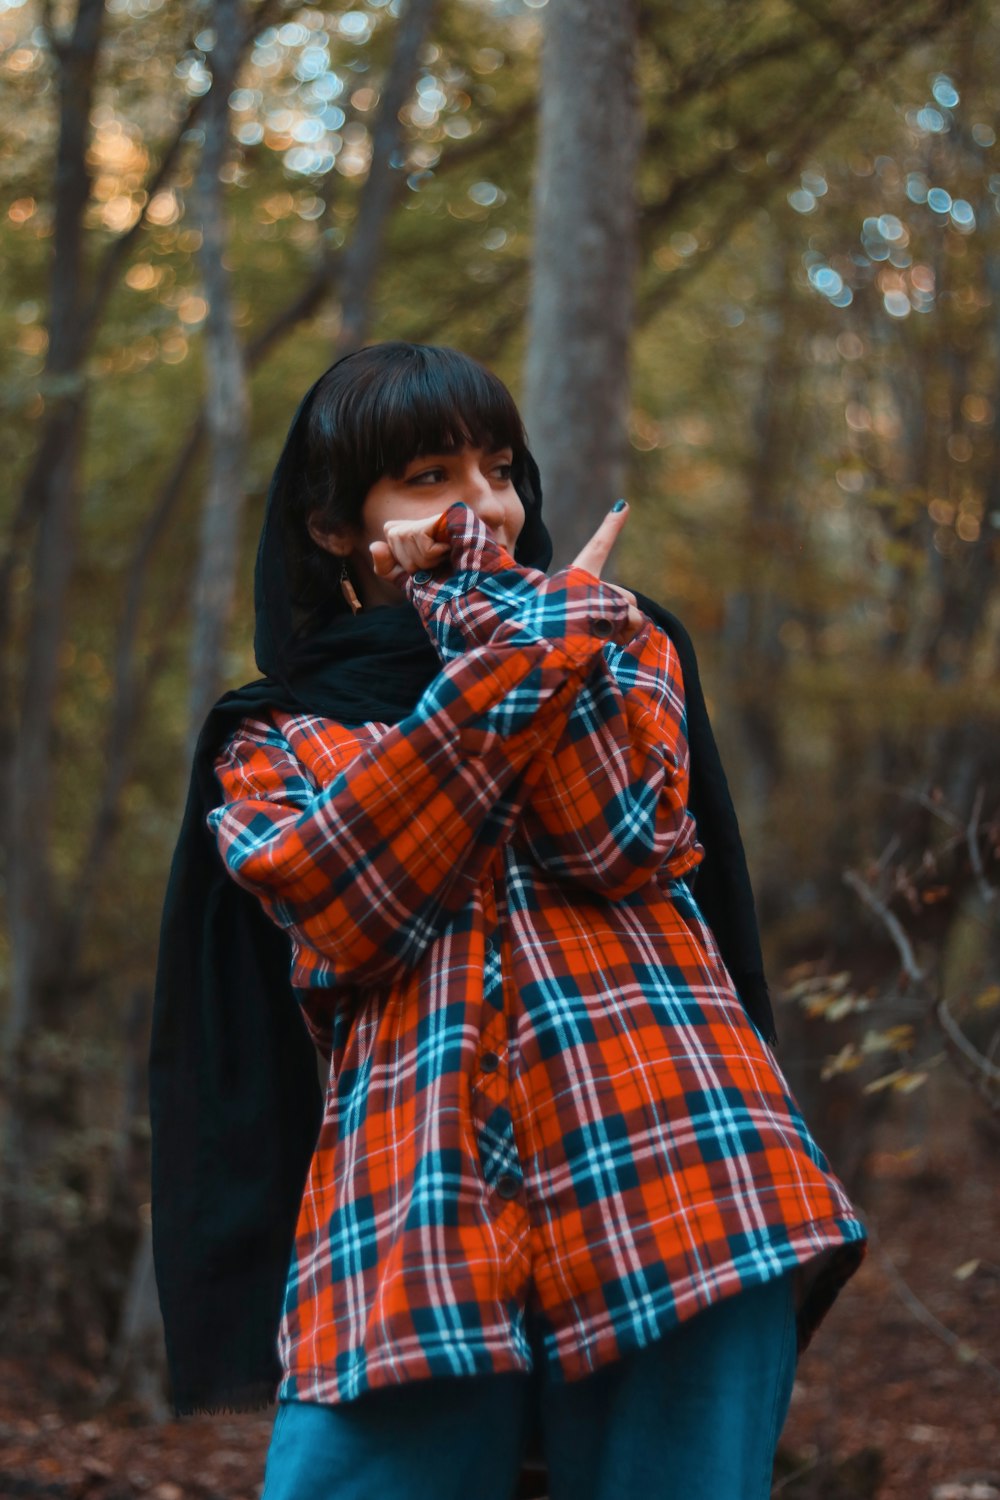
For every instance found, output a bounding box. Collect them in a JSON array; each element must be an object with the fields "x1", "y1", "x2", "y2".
[
  {"x1": 480, "y1": 1051, "x2": 500, "y2": 1073},
  {"x1": 413, "y1": 570, "x2": 432, "y2": 585},
  {"x1": 590, "y1": 617, "x2": 614, "y2": 637},
  {"x1": 495, "y1": 1173, "x2": 521, "y2": 1200},
  {"x1": 485, "y1": 939, "x2": 495, "y2": 956}
]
